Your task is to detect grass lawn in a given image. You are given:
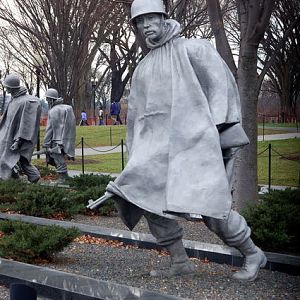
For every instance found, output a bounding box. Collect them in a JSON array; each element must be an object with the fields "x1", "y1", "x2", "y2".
[
  {"x1": 39, "y1": 125, "x2": 127, "y2": 147},
  {"x1": 38, "y1": 125, "x2": 293, "y2": 149},
  {"x1": 57, "y1": 138, "x2": 299, "y2": 187},
  {"x1": 258, "y1": 122, "x2": 299, "y2": 128},
  {"x1": 66, "y1": 153, "x2": 127, "y2": 174},
  {"x1": 258, "y1": 138, "x2": 299, "y2": 187}
]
